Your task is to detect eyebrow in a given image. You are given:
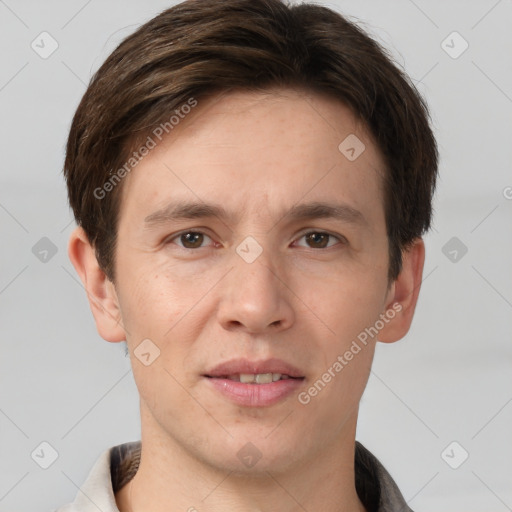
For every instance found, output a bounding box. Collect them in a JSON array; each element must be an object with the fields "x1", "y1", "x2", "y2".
[{"x1": 144, "y1": 200, "x2": 367, "y2": 228}]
